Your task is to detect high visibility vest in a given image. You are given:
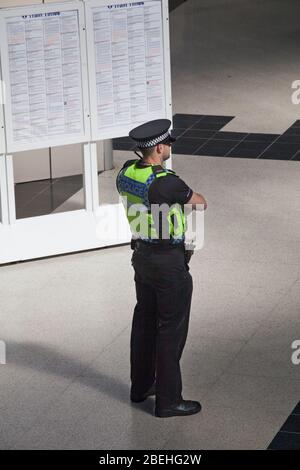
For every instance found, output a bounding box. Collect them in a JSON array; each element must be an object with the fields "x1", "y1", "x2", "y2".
[{"x1": 116, "y1": 159, "x2": 187, "y2": 244}]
